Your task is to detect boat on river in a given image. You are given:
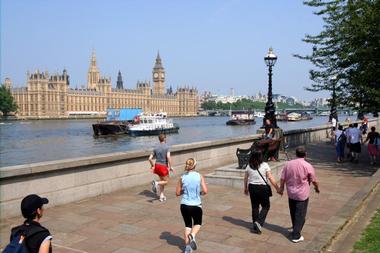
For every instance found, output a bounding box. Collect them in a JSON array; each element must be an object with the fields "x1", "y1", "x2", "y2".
[
  {"x1": 128, "y1": 112, "x2": 179, "y2": 136},
  {"x1": 226, "y1": 111, "x2": 256, "y2": 125},
  {"x1": 92, "y1": 108, "x2": 142, "y2": 136},
  {"x1": 287, "y1": 112, "x2": 302, "y2": 121},
  {"x1": 277, "y1": 112, "x2": 313, "y2": 122}
]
